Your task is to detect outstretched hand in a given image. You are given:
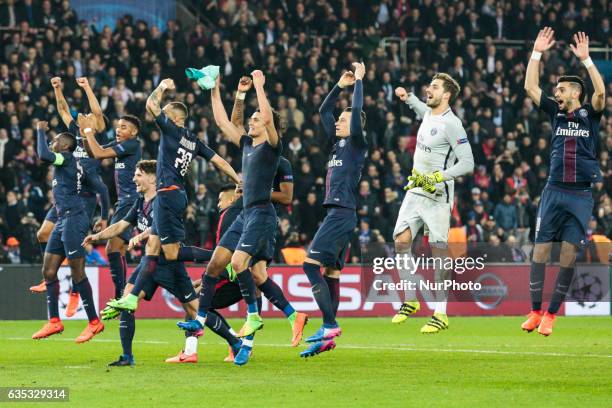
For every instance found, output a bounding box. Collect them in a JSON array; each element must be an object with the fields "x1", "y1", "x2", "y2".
[
  {"x1": 338, "y1": 71, "x2": 356, "y2": 88},
  {"x1": 395, "y1": 87, "x2": 410, "y2": 102},
  {"x1": 251, "y1": 70, "x2": 265, "y2": 87},
  {"x1": 237, "y1": 76, "x2": 253, "y2": 92},
  {"x1": 570, "y1": 31, "x2": 589, "y2": 61},
  {"x1": 352, "y1": 62, "x2": 366, "y2": 80},
  {"x1": 533, "y1": 27, "x2": 555, "y2": 53}
]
